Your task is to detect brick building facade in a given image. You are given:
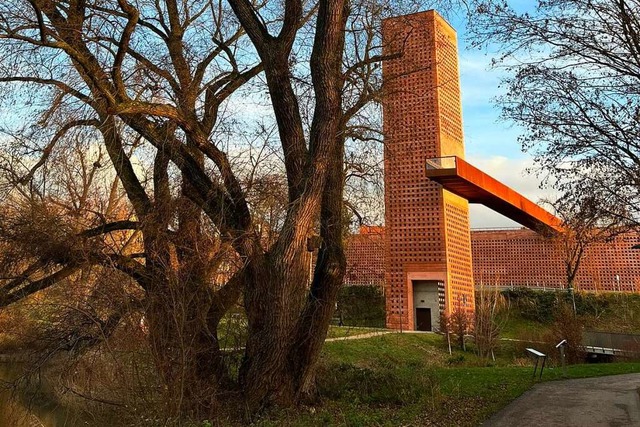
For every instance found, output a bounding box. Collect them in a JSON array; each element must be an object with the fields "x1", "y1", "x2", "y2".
[
  {"x1": 346, "y1": 227, "x2": 640, "y2": 294},
  {"x1": 472, "y1": 228, "x2": 640, "y2": 292},
  {"x1": 344, "y1": 226, "x2": 385, "y2": 287},
  {"x1": 370, "y1": 9, "x2": 640, "y2": 331},
  {"x1": 382, "y1": 11, "x2": 474, "y2": 331}
]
